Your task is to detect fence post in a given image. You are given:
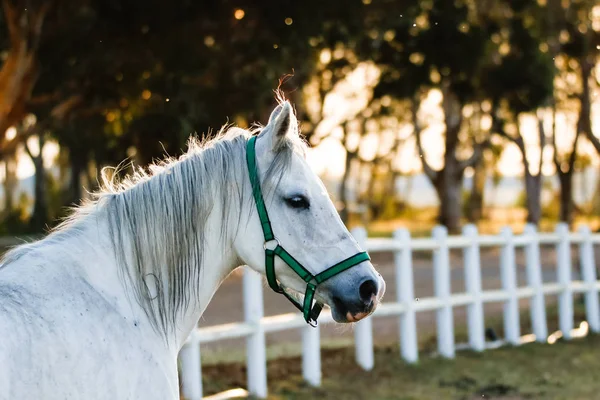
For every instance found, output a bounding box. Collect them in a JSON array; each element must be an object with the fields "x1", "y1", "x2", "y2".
[
  {"x1": 523, "y1": 223, "x2": 548, "y2": 342},
  {"x1": 462, "y1": 224, "x2": 485, "y2": 352},
  {"x1": 500, "y1": 226, "x2": 520, "y2": 345},
  {"x1": 179, "y1": 336, "x2": 202, "y2": 400},
  {"x1": 243, "y1": 266, "x2": 268, "y2": 398},
  {"x1": 302, "y1": 322, "x2": 321, "y2": 386},
  {"x1": 394, "y1": 228, "x2": 418, "y2": 363},
  {"x1": 351, "y1": 227, "x2": 374, "y2": 371},
  {"x1": 578, "y1": 225, "x2": 600, "y2": 333},
  {"x1": 432, "y1": 225, "x2": 454, "y2": 358},
  {"x1": 556, "y1": 223, "x2": 574, "y2": 340}
]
